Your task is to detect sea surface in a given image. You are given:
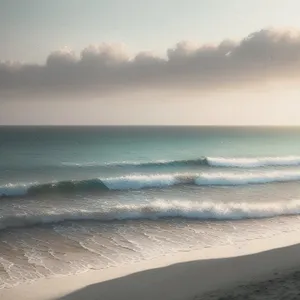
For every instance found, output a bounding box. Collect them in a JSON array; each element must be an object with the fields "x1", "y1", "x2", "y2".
[{"x1": 1, "y1": 126, "x2": 300, "y2": 288}]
